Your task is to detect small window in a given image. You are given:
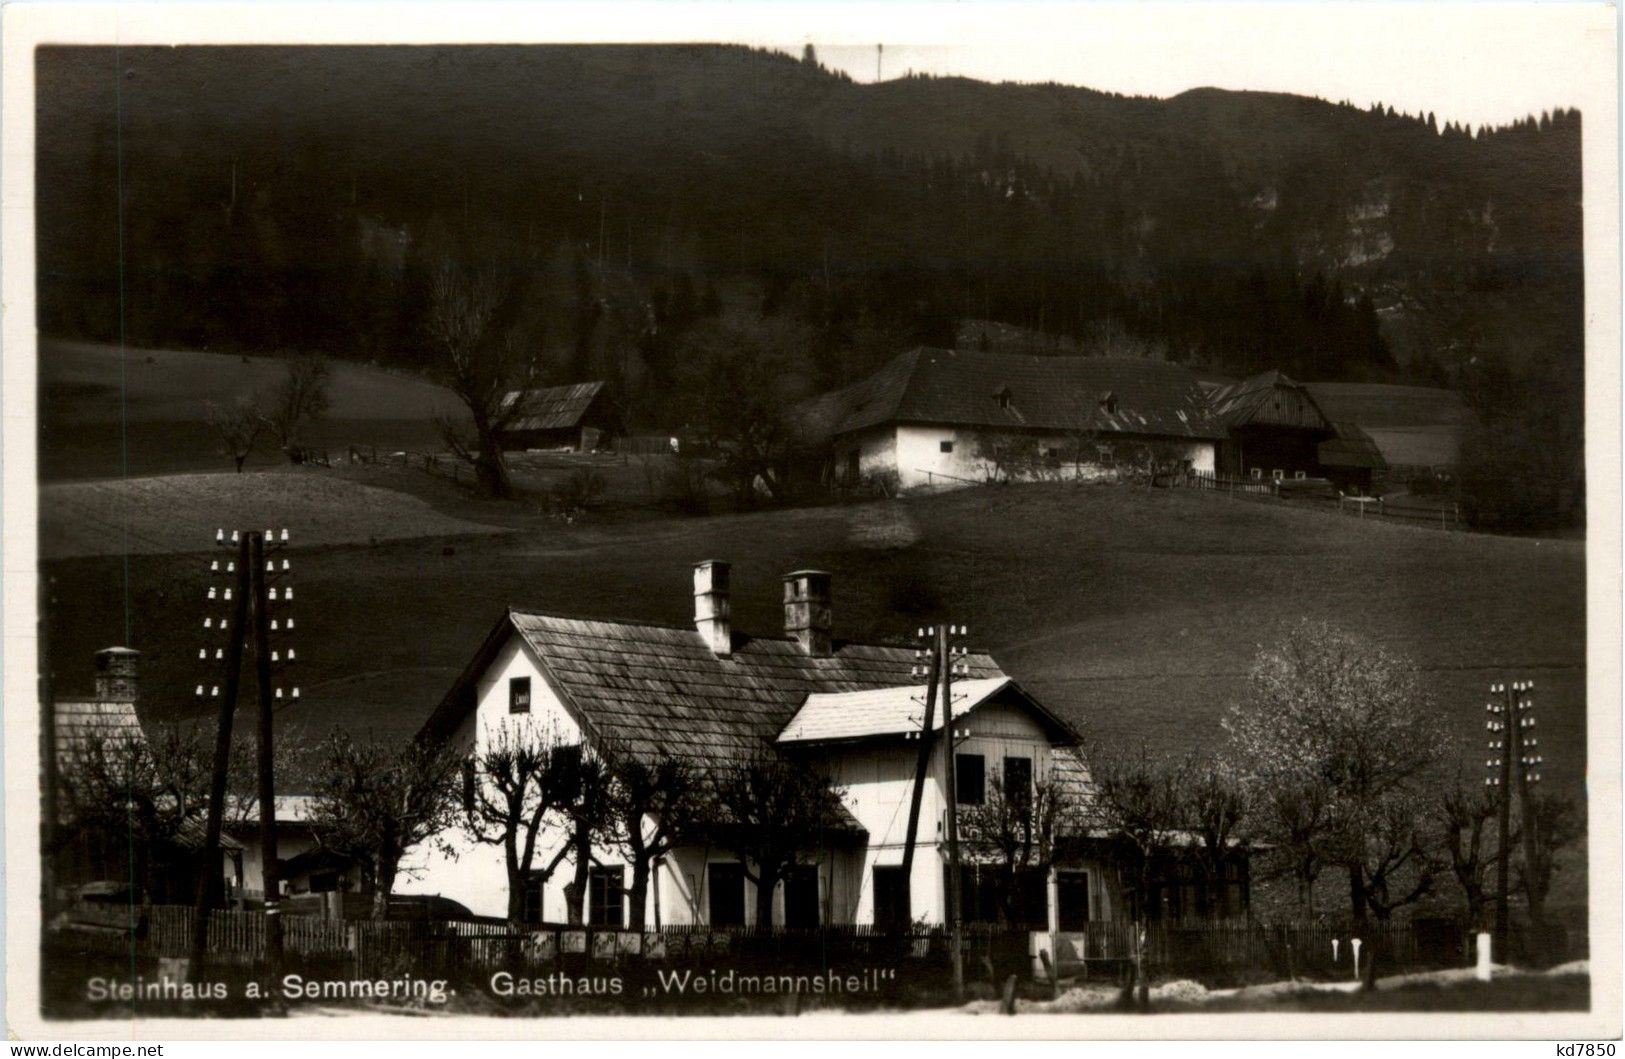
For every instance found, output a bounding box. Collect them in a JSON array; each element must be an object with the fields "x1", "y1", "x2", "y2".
[
  {"x1": 1272, "y1": 469, "x2": 1284, "y2": 481},
  {"x1": 521, "y1": 872, "x2": 547, "y2": 925},
  {"x1": 1250, "y1": 467, "x2": 1263, "y2": 480},
  {"x1": 940, "y1": 440, "x2": 955, "y2": 454},
  {"x1": 509, "y1": 676, "x2": 532, "y2": 714},
  {"x1": 1294, "y1": 470, "x2": 1307, "y2": 480},
  {"x1": 589, "y1": 866, "x2": 625, "y2": 927},
  {"x1": 1003, "y1": 755, "x2": 1033, "y2": 810},
  {"x1": 956, "y1": 753, "x2": 986, "y2": 806},
  {"x1": 461, "y1": 758, "x2": 477, "y2": 813}
]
